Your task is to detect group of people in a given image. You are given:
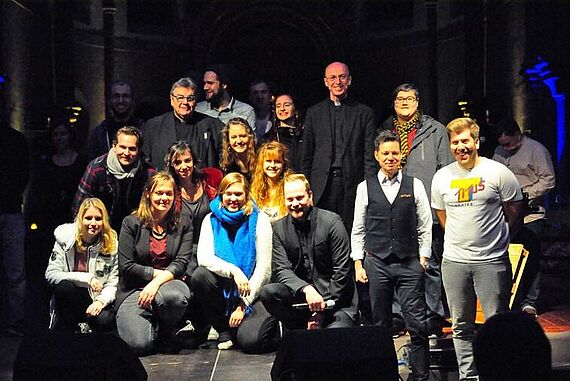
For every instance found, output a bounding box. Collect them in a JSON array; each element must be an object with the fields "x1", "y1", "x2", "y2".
[
  {"x1": 40, "y1": 73, "x2": 313, "y2": 355},
  {"x1": 4, "y1": 59, "x2": 553, "y2": 380}
]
